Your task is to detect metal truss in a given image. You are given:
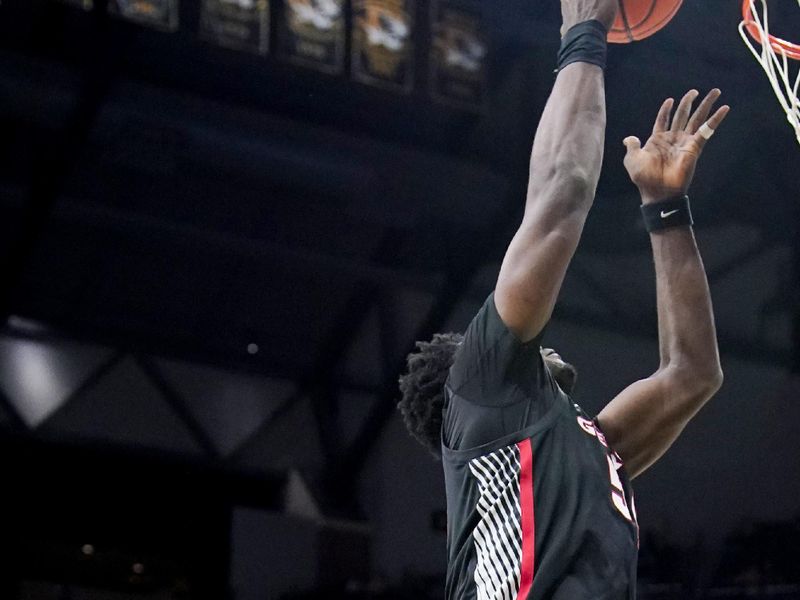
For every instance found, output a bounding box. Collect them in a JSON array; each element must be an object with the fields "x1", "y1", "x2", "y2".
[{"x1": 0, "y1": 8, "x2": 119, "y2": 322}]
